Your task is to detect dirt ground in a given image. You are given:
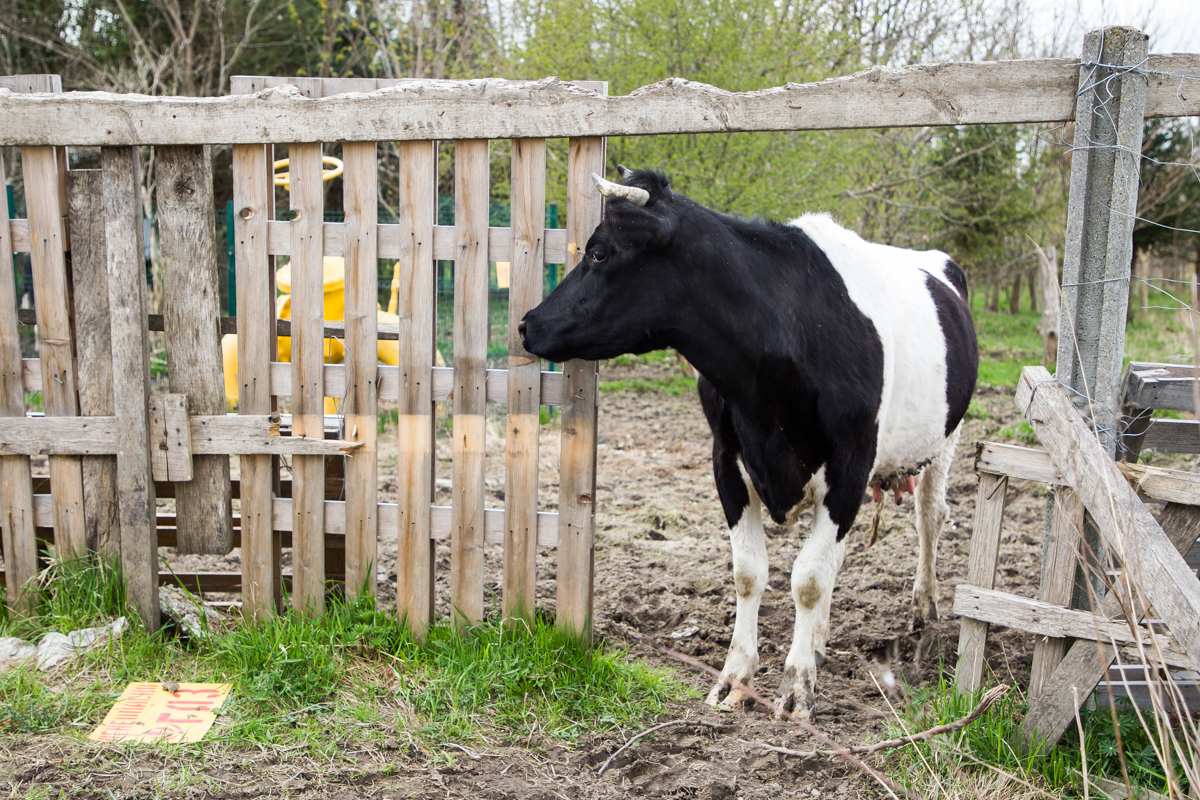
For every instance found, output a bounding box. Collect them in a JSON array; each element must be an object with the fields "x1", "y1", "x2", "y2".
[{"x1": 5, "y1": 359, "x2": 1059, "y2": 799}]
